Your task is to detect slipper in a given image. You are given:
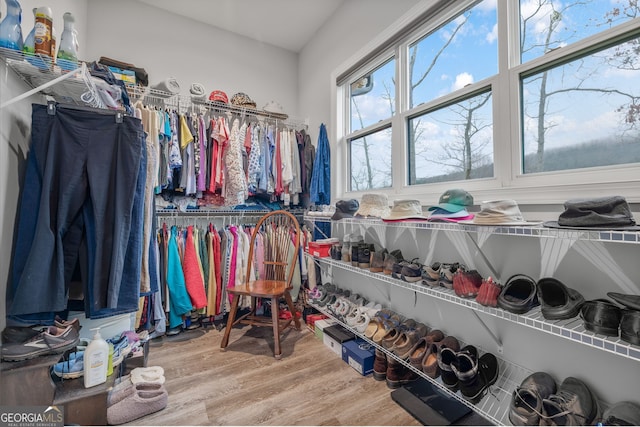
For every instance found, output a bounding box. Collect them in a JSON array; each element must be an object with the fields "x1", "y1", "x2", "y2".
[
  {"x1": 108, "y1": 381, "x2": 163, "y2": 407},
  {"x1": 107, "y1": 384, "x2": 168, "y2": 425},
  {"x1": 130, "y1": 366, "x2": 165, "y2": 385}
]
